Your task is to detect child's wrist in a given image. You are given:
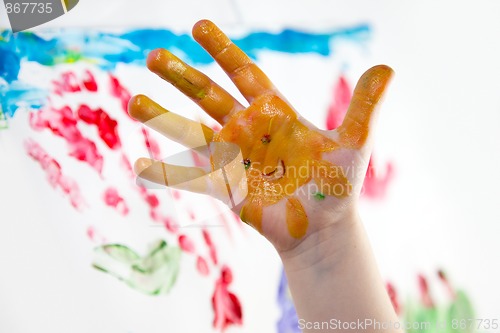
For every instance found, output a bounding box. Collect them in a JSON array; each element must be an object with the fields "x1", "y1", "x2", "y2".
[{"x1": 277, "y1": 208, "x2": 362, "y2": 274}]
